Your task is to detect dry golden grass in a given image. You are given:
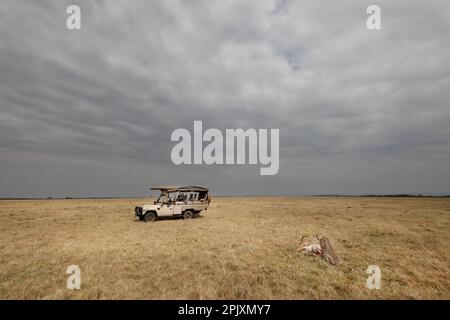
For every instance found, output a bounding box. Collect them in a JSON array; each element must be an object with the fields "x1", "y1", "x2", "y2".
[{"x1": 0, "y1": 196, "x2": 449, "y2": 299}]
